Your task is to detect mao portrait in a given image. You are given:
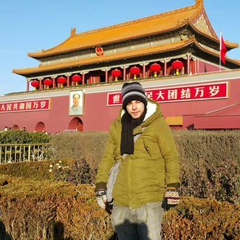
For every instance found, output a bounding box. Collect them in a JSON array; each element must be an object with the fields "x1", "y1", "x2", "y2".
[{"x1": 69, "y1": 91, "x2": 84, "y2": 116}]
